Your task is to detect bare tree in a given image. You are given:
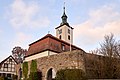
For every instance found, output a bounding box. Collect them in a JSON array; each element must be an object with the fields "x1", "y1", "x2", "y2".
[
  {"x1": 12, "y1": 46, "x2": 27, "y2": 63},
  {"x1": 99, "y1": 33, "x2": 120, "y2": 58},
  {"x1": 90, "y1": 33, "x2": 120, "y2": 79}
]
